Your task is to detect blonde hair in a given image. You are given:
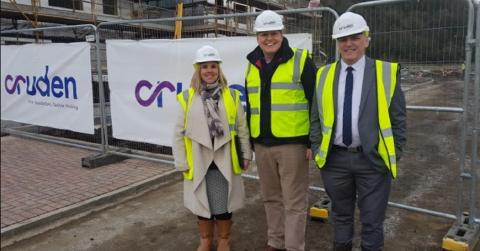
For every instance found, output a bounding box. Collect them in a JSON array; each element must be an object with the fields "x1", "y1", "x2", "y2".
[{"x1": 190, "y1": 62, "x2": 228, "y2": 93}]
